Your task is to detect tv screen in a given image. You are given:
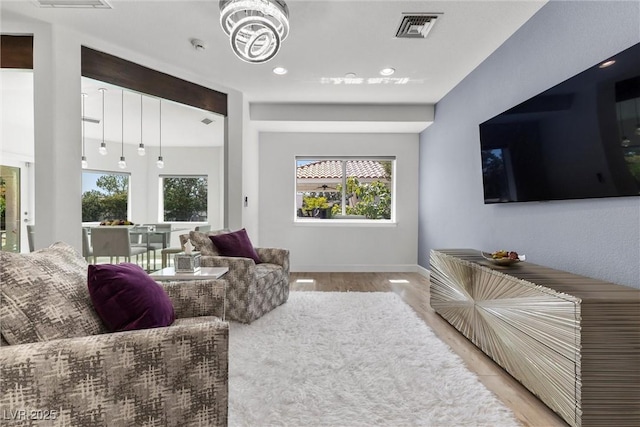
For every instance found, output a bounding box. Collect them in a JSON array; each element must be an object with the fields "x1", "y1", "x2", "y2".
[{"x1": 479, "y1": 42, "x2": 640, "y2": 204}]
